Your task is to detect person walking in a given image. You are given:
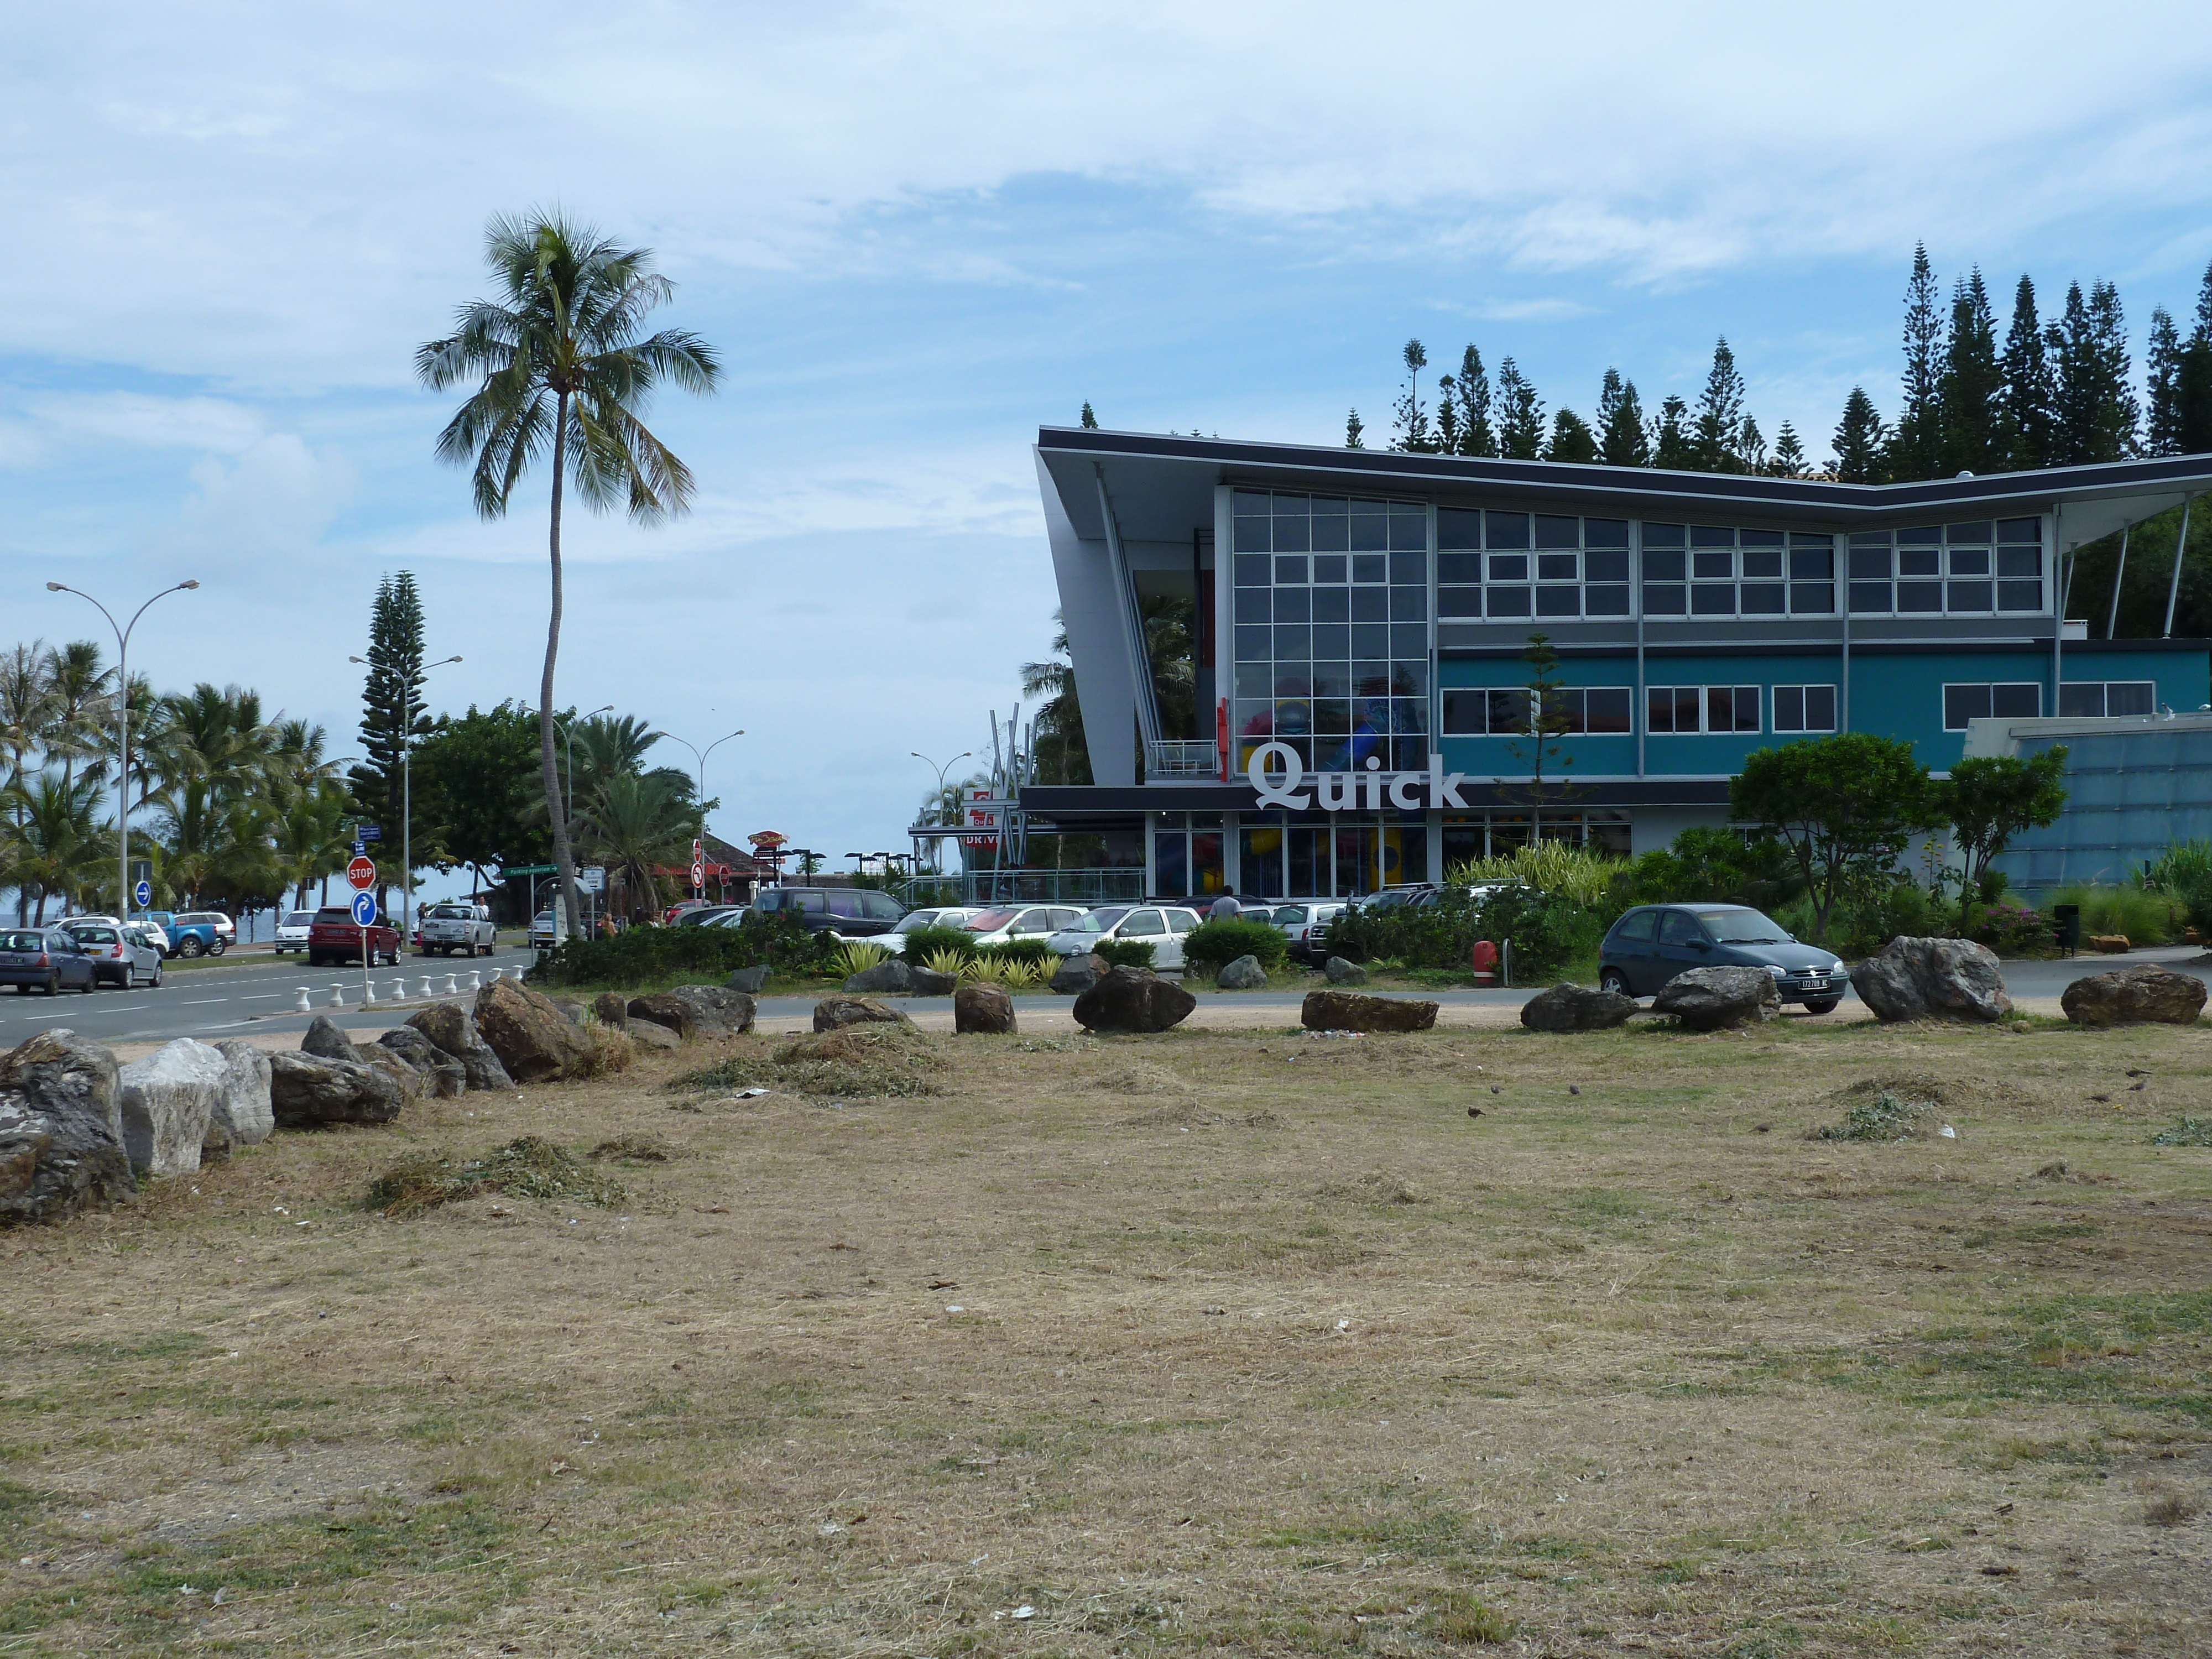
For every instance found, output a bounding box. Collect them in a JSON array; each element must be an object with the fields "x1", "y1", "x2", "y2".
[{"x1": 1207, "y1": 891, "x2": 1244, "y2": 921}]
